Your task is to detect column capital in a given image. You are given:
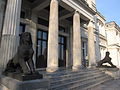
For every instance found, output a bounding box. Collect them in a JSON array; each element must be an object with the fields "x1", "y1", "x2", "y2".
[
  {"x1": 88, "y1": 20, "x2": 95, "y2": 27},
  {"x1": 51, "y1": 0, "x2": 60, "y2": 2},
  {"x1": 74, "y1": 10, "x2": 80, "y2": 15}
]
